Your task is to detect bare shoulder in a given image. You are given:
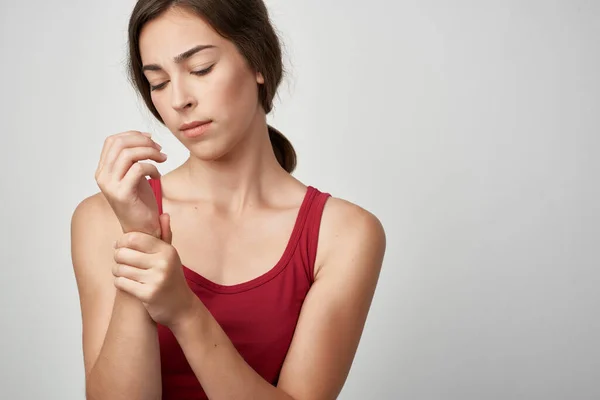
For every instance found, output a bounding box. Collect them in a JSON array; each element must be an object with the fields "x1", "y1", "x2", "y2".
[
  {"x1": 277, "y1": 195, "x2": 386, "y2": 397},
  {"x1": 71, "y1": 191, "x2": 121, "y2": 247},
  {"x1": 315, "y1": 195, "x2": 386, "y2": 277},
  {"x1": 71, "y1": 191, "x2": 113, "y2": 224}
]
